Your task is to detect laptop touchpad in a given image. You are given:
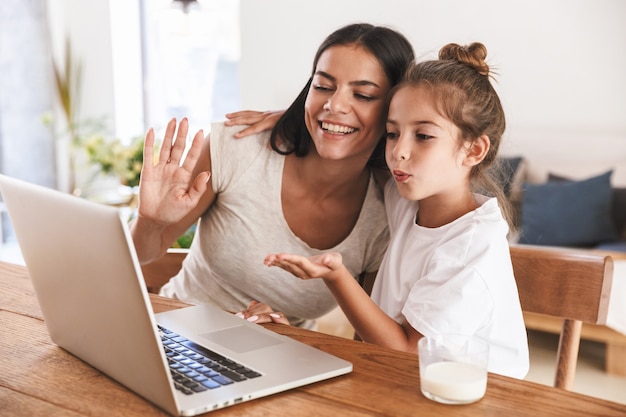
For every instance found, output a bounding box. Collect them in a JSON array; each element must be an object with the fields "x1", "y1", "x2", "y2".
[{"x1": 201, "y1": 326, "x2": 283, "y2": 353}]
